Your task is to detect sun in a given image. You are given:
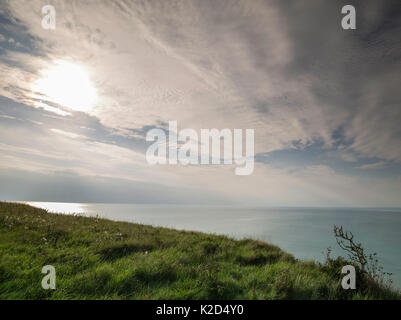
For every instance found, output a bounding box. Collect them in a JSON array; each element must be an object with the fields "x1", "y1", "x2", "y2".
[{"x1": 34, "y1": 61, "x2": 97, "y2": 112}]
